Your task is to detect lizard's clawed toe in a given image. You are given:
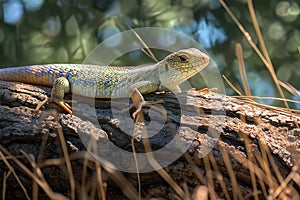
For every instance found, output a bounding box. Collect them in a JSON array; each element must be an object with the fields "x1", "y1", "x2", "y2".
[{"x1": 122, "y1": 100, "x2": 164, "y2": 120}]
